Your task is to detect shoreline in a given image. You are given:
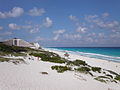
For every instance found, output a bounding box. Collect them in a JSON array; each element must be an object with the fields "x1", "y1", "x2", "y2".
[
  {"x1": 45, "y1": 48, "x2": 120, "y2": 74},
  {"x1": 44, "y1": 48, "x2": 120, "y2": 63}
]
